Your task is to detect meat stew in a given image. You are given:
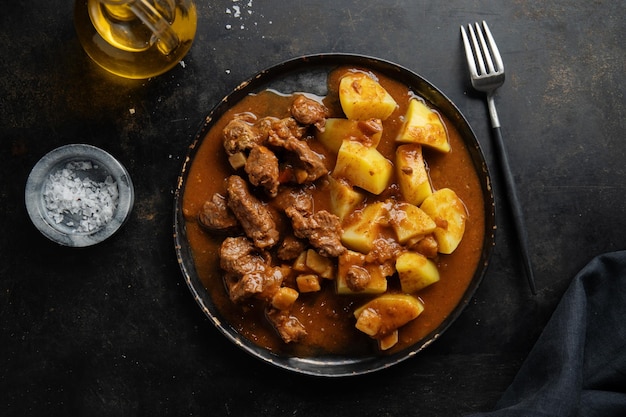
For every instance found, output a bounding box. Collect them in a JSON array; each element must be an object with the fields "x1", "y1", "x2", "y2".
[{"x1": 178, "y1": 59, "x2": 492, "y2": 361}]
